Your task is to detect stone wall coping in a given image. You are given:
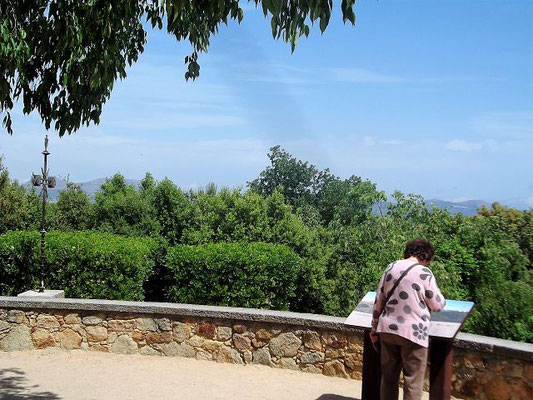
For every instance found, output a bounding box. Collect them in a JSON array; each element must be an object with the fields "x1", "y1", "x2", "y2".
[
  {"x1": 1, "y1": 296, "x2": 531, "y2": 362},
  {"x1": 0, "y1": 296, "x2": 360, "y2": 333}
]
